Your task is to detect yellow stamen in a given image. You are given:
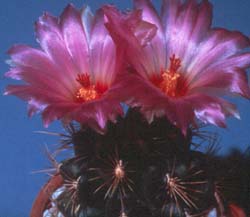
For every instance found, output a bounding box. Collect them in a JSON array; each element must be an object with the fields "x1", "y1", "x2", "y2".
[
  {"x1": 160, "y1": 71, "x2": 181, "y2": 97},
  {"x1": 76, "y1": 86, "x2": 99, "y2": 102},
  {"x1": 159, "y1": 54, "x2": 182, "y2": 97}
]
